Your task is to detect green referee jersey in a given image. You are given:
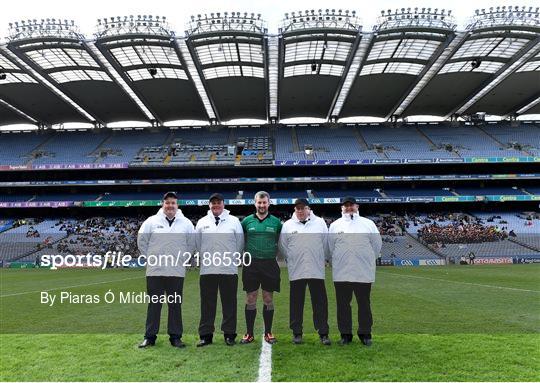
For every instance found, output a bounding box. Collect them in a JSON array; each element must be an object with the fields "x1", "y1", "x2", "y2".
[{"x1": 241, "y1": 213, "x2": 282, "y2": 260}]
